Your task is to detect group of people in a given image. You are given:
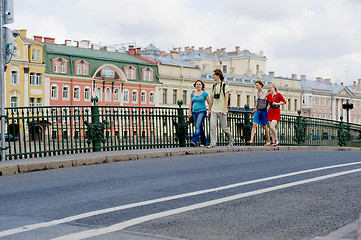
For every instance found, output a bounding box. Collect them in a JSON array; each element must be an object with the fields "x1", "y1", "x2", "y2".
[{"x1": 188, "y1": 69, "x2": 286, "y2": 148}]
